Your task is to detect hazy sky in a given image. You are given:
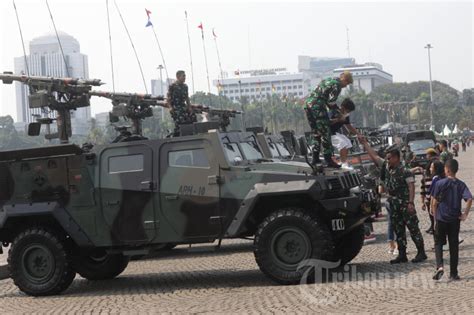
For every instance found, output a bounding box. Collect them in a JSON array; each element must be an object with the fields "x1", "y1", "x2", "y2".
[{"x1": 1, "y1": 0, "x2": 472, "y2": 119}]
